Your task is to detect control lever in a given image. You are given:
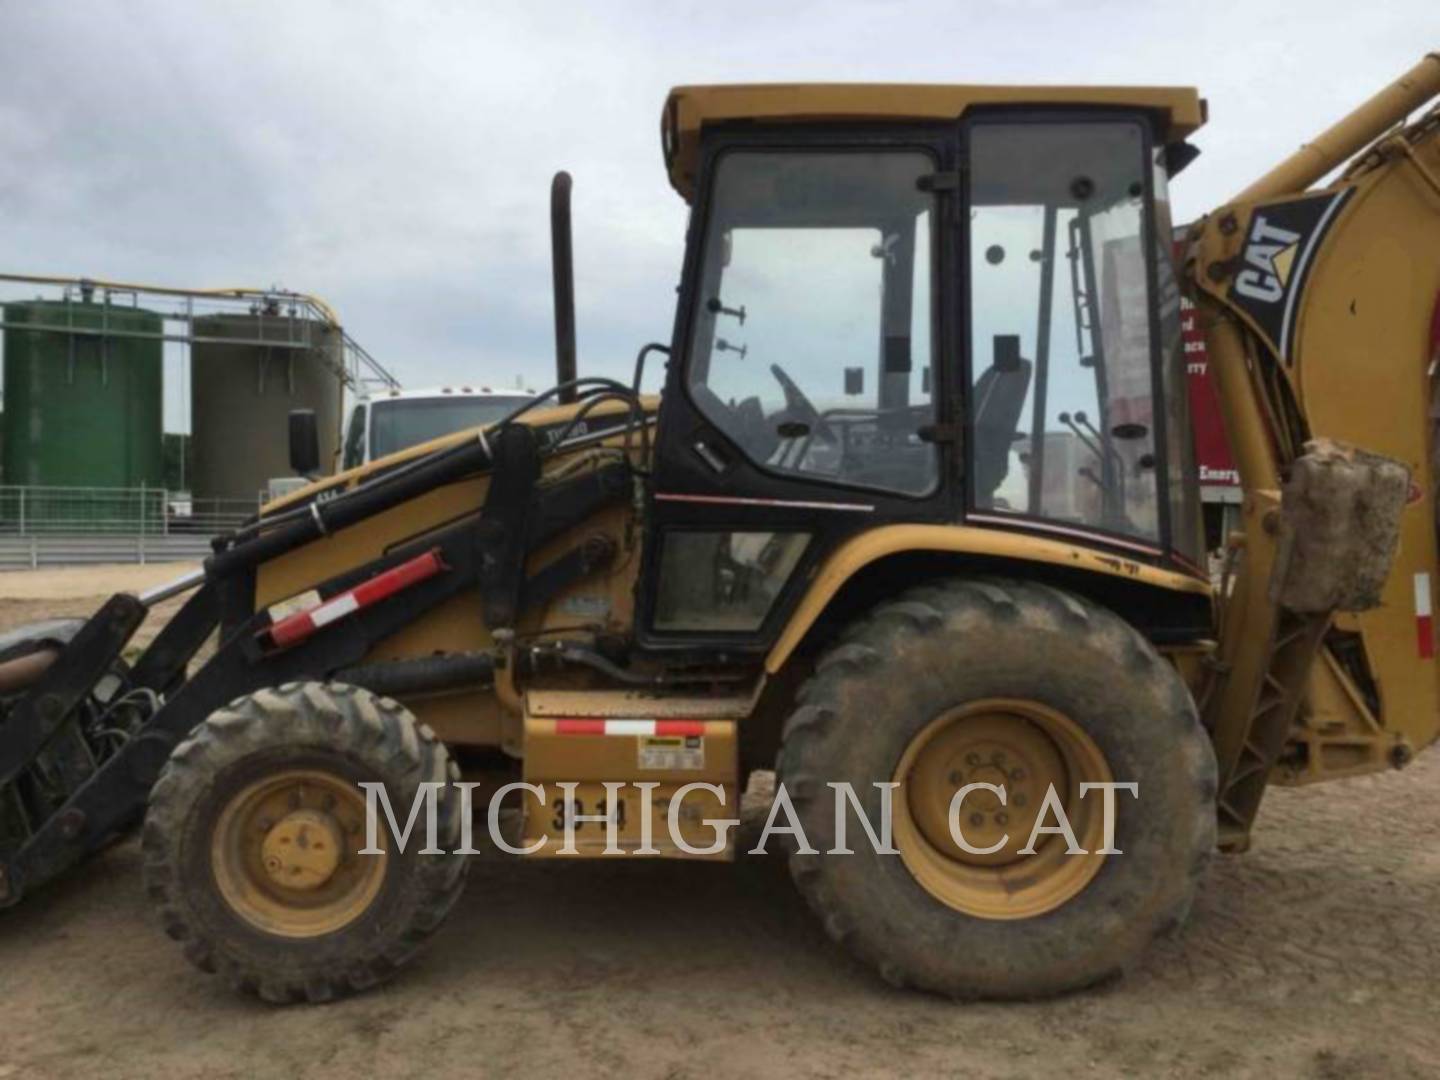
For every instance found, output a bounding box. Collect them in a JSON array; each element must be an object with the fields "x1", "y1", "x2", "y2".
[
  {"x1": 1075, "y1": 409, "x2": 1130, "y2": 479},
  {"x1": 1066, "y1": 410, "x2": 1128, "y2": 526},
  {"x1": 1073, "y1": 410, "x2": 1112, "y2": 447},
  {"x1": 716, "y1": 338, "x2": 748, "y2": 360},
  {"x1": 1058, "y1": 411, "x2": 1103, "y2": 460},
  {"x1": 706, "y1": 297, "x2": 747, "y2": 325}
]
